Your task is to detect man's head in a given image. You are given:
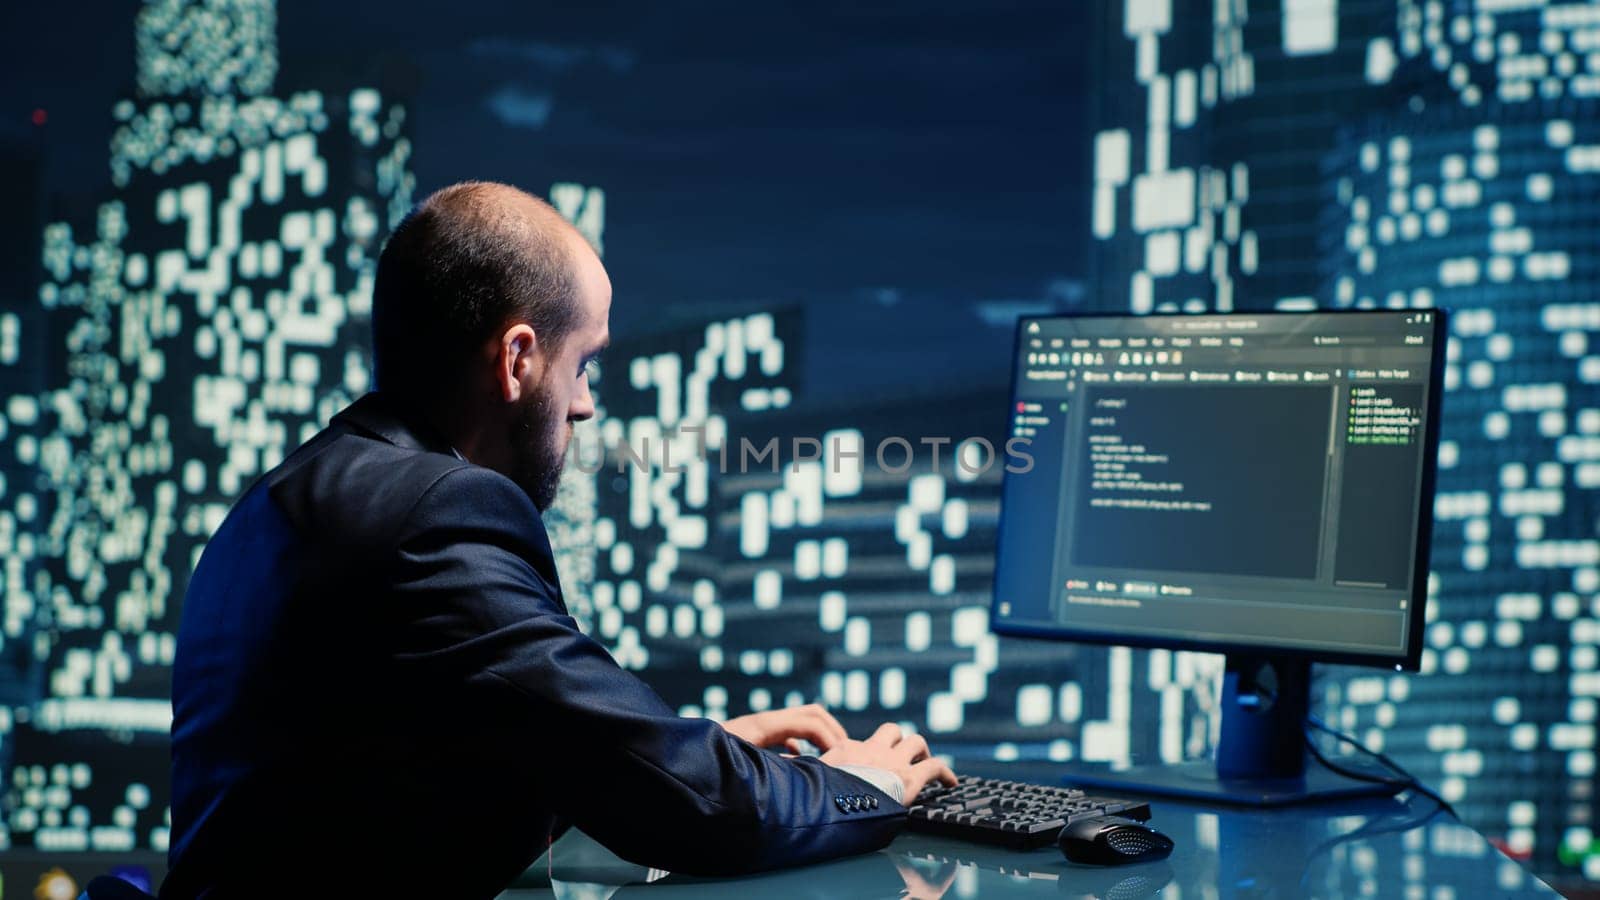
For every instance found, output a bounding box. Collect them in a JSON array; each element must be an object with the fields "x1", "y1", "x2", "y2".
[{"x1": 372, "y1": 181, "x2": 610, "y2": 509}]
